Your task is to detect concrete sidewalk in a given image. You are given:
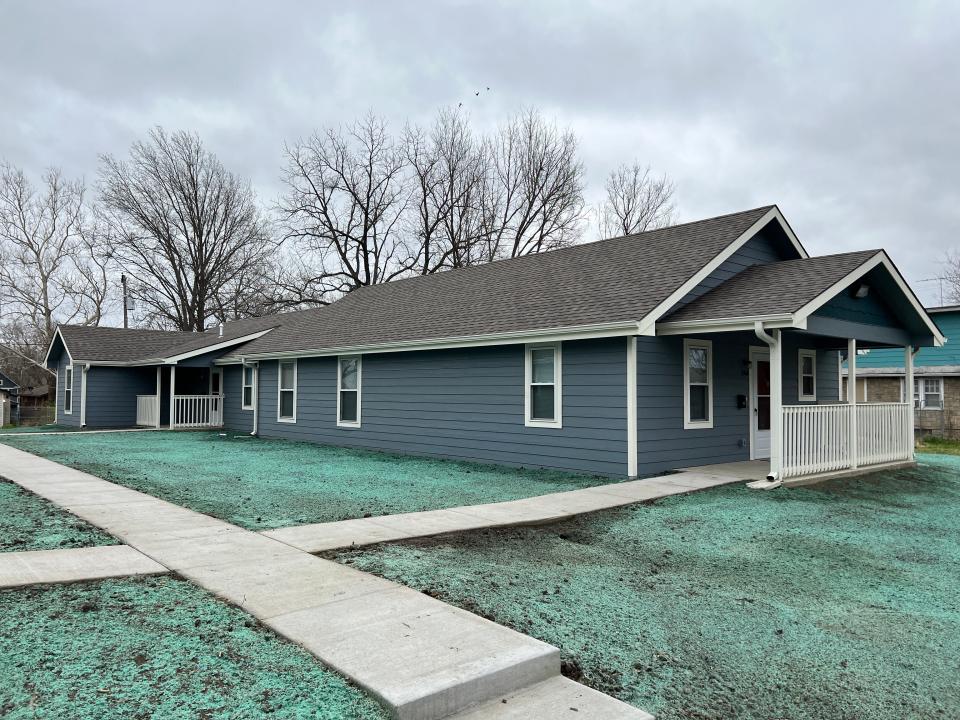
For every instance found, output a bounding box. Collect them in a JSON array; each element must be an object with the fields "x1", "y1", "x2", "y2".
[
  {"x1": 0, "y1": 545, "x2": 166, "y2": 588},
  {"x1": 264, "y1": 471, "x2": 741, "y2": 553},
  {"x1": 0, "y1": 443, "x2": 651, "y2": 720}
]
